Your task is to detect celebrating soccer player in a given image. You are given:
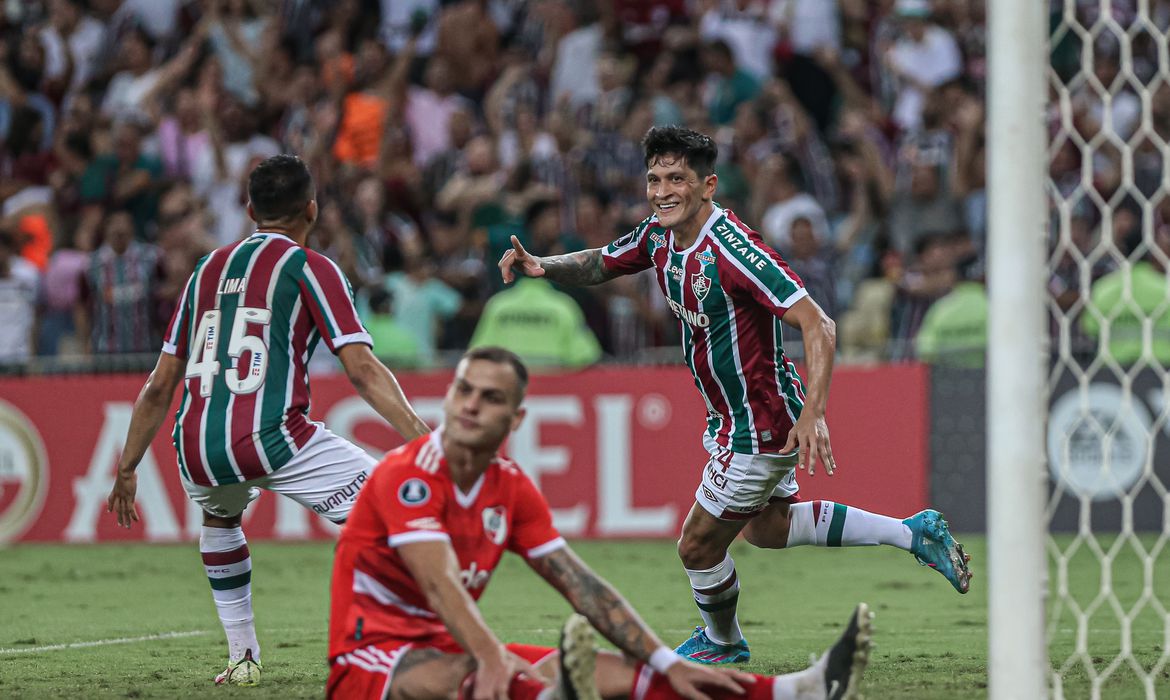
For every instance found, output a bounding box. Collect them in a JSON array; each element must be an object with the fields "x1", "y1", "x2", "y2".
[
  {"x1": 106, "y1": 154, "x2": 430, "y2": 685},
  {"x1": 498, "y1": 126, "x2": 972, "y2": 665},
  {"x1": 328, "y1": 346, "x2": 872, "y2": 700}
]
